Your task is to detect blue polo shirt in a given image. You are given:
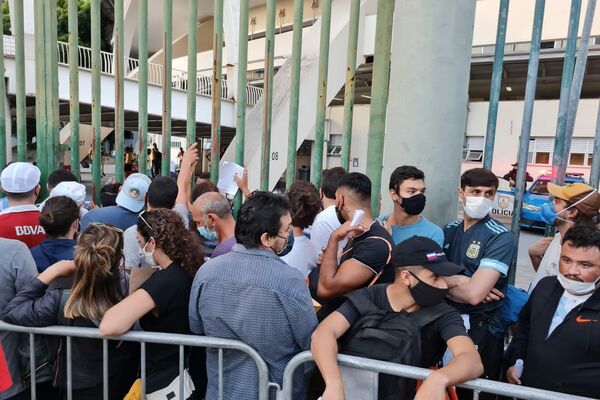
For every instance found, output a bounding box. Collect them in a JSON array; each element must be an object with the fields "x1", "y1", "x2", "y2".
[
  {"x1": 378, "y1": 215, "x2": 444, "y2": 247},
  {"x1": 443, "y1": 215, "x2": 516, "y2": 324}
]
